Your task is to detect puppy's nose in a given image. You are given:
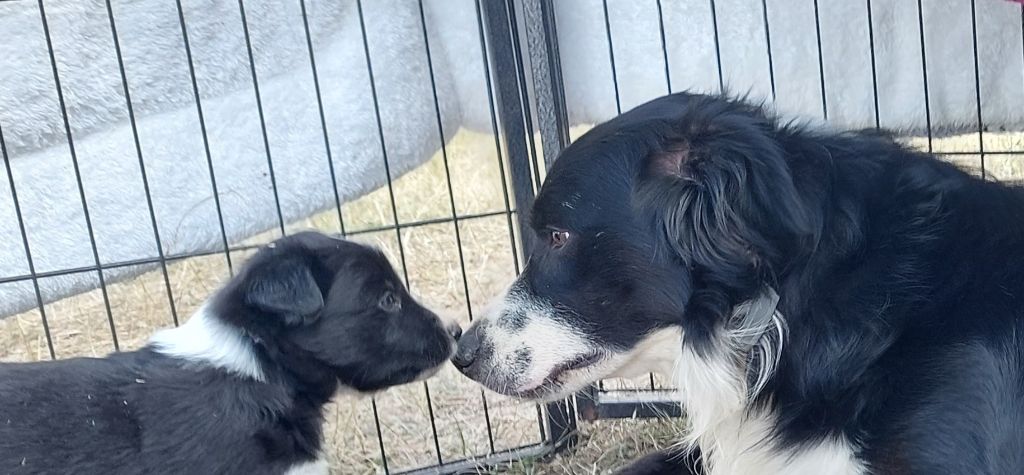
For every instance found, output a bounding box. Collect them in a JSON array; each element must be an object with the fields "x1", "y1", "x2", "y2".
[
  {"x1": 452, "y1": 324, "x2": 482, "y2": 370},
  {"x1": 446, "y1": 322, "x2": 463, "y2": 341}
]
